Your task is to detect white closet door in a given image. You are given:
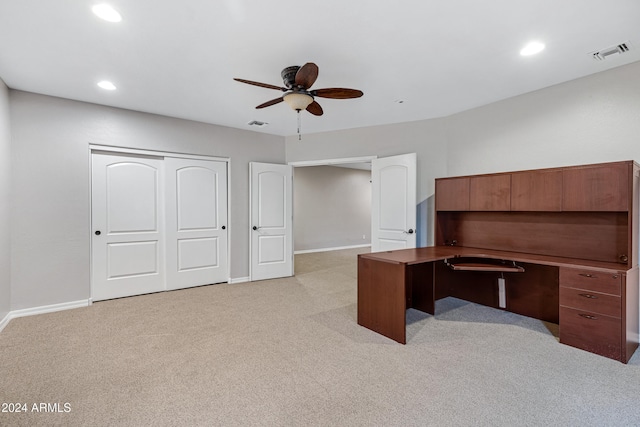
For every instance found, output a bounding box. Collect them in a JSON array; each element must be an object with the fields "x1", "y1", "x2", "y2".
[
  {"x1": 371, "y1": 153, "x2": 417, "y2": 252},
  {"x1": 165, "y1": 158, "x2": 228, "y2": 290},
  {"x1": 250, "y1": 162, "x2": 293, "y2": 281},
  {"x1": 92, "y1": 153, "x2": 165, "y2": 301}
]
